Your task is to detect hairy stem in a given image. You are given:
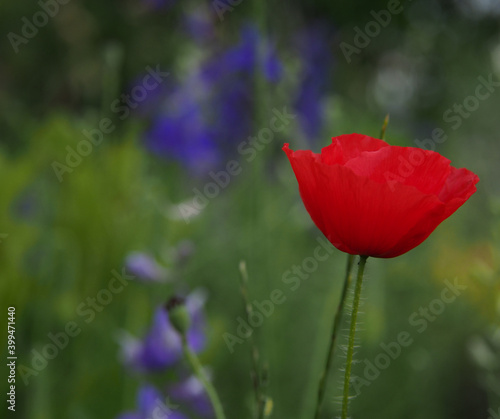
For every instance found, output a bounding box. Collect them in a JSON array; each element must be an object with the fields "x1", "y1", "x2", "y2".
[{"x1": 341, "y1": 255, "x2": 368, "y2": 419}]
